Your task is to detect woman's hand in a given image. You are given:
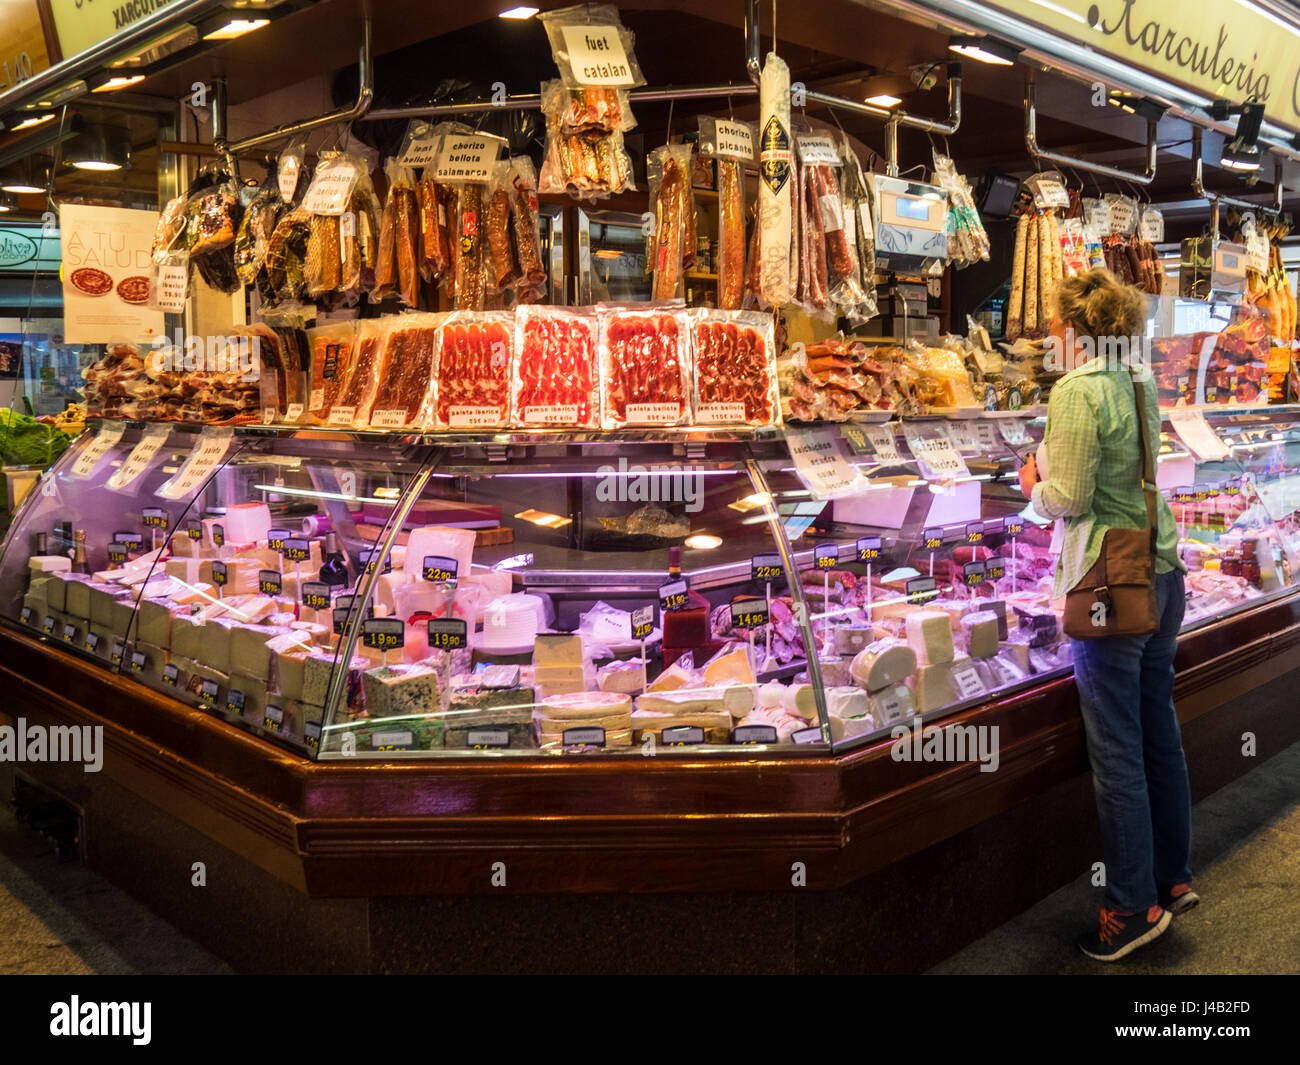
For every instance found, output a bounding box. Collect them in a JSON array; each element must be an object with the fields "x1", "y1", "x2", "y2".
[{"x1": 1018, "y1": 454, "x2": 1040, "y2": 499}]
